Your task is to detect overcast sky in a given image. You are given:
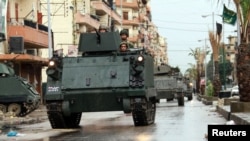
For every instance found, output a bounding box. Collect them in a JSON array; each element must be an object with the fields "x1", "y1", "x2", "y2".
[{"x1": 151, "y1": 0, "x2": 237, "y2": 74}]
